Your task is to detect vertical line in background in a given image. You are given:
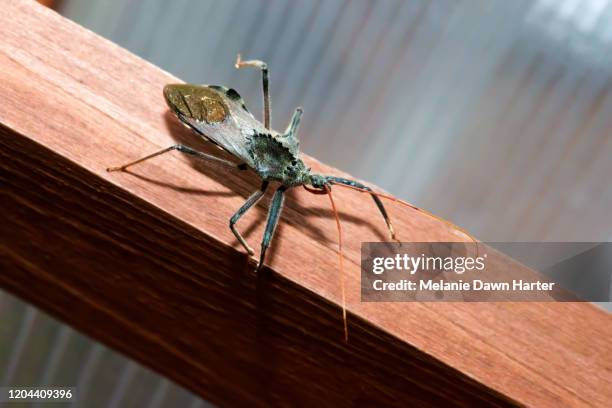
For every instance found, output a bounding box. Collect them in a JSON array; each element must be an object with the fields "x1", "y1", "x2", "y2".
[
  {"x1": 530, "y1": 2, "x2": 612, "y2": 240},
  {"x1": 106, "y1": 361, "x2": 138, "y2": 408},
  {"x1": 505, "y1": 72, "x2": 591, "y2": 239},
  {"x1": 353, "y1": 0, "x2": 431, "y2": 176},
  {"x1": 189, "y1": 397, "x2": 205, "y2": 408},
  {"x1": 437, "y1": 47, "x2": 545, "y2": 225},
  {"x1": 0, "y1": 306, "x2": 37, "y2": 387},
  {"x1": 70, "y1": 344, "x2": 104, "y2": 408},
  {"x1": 359, "y1": 1, "x2": 448, "y2": 182},
  {"x1": 473, "y1": 2, "x2": 580, "y2": 239},
  {"x1": 147, "y1": 378, "x2": 170, "y2": 408},
  {"x1": 36, "y1": 326, "x2": 72, "y2": 386},
  {"x1": 538, "y1": 82, "x2": 612, "y2": 239},
  {"x1": 152, "y1": 0, "x2": 193, "y2": 73},
  {"x1": 566, "y1": 88, "x2": 612, "y2": 238},
  {"x1": 174, "y1": 0, "x2": 221, "y2": 81},
  {"x1": 109, "y1": 0, "x2": 143, "y2": 44},
  {"x1": 299, "y1": 0, "x2": 372, "y2": 146},
  {"x1": 139, "y1": 0, "x2": 176, "y2": 59},
  {"x1": 497, "y1": 1, "x2": 611, "y2": 240},
  {"x1": 490, "y1": 60, "x2": 580, "y2": 236},
  {"x1": 258, "y1": 0, "x2": 322, "y2": 125},
  {"x1": 274, "y1": 0, "x2": 347, "y2": 124},
  {"x1": 384, "y1": 1, "x2": 492, "y2": 194},
  {"x1": 439, "y1": 2, "x2": 562, "y2": 238},
  {"x1": 405, "y1": 1, "x2": 529, "y2": 202},
  {"x1": 424, "y1": 2, "x2": 529, "y2": 217},
  {"x1": 271, "y1": 0, "x2": 324, "y2": 111},
  {"x1": 194, "y1": 0, "x2": 242, "y2": 82},
  {"x1": 323, "y1": 0, "x2": 415, "y2": 158},
  {"x1": 288, "y1": 0, "x2": 351, "y2": 126},
  {"x1": 475, "y1": 61, "x2": 566, "y2": 239},
  {"x1": 310, "y1": 0, "x2": 402, "y2": 156}
]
